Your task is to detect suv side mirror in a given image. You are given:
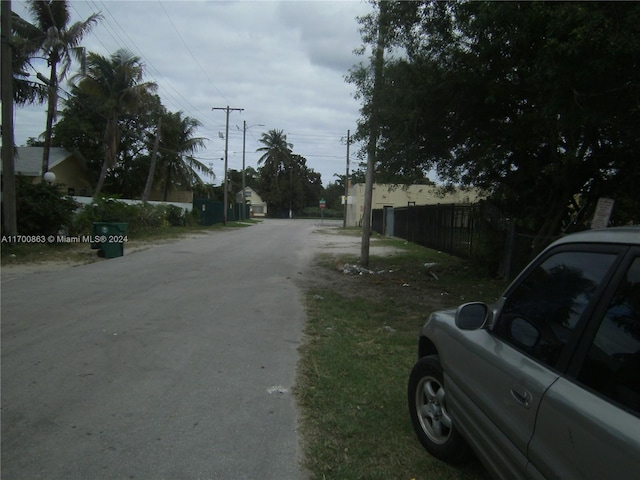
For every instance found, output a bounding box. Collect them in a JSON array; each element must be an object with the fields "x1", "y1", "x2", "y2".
[{"x1": 455, "y1": 302, "x2": 490, "y2": 330}]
